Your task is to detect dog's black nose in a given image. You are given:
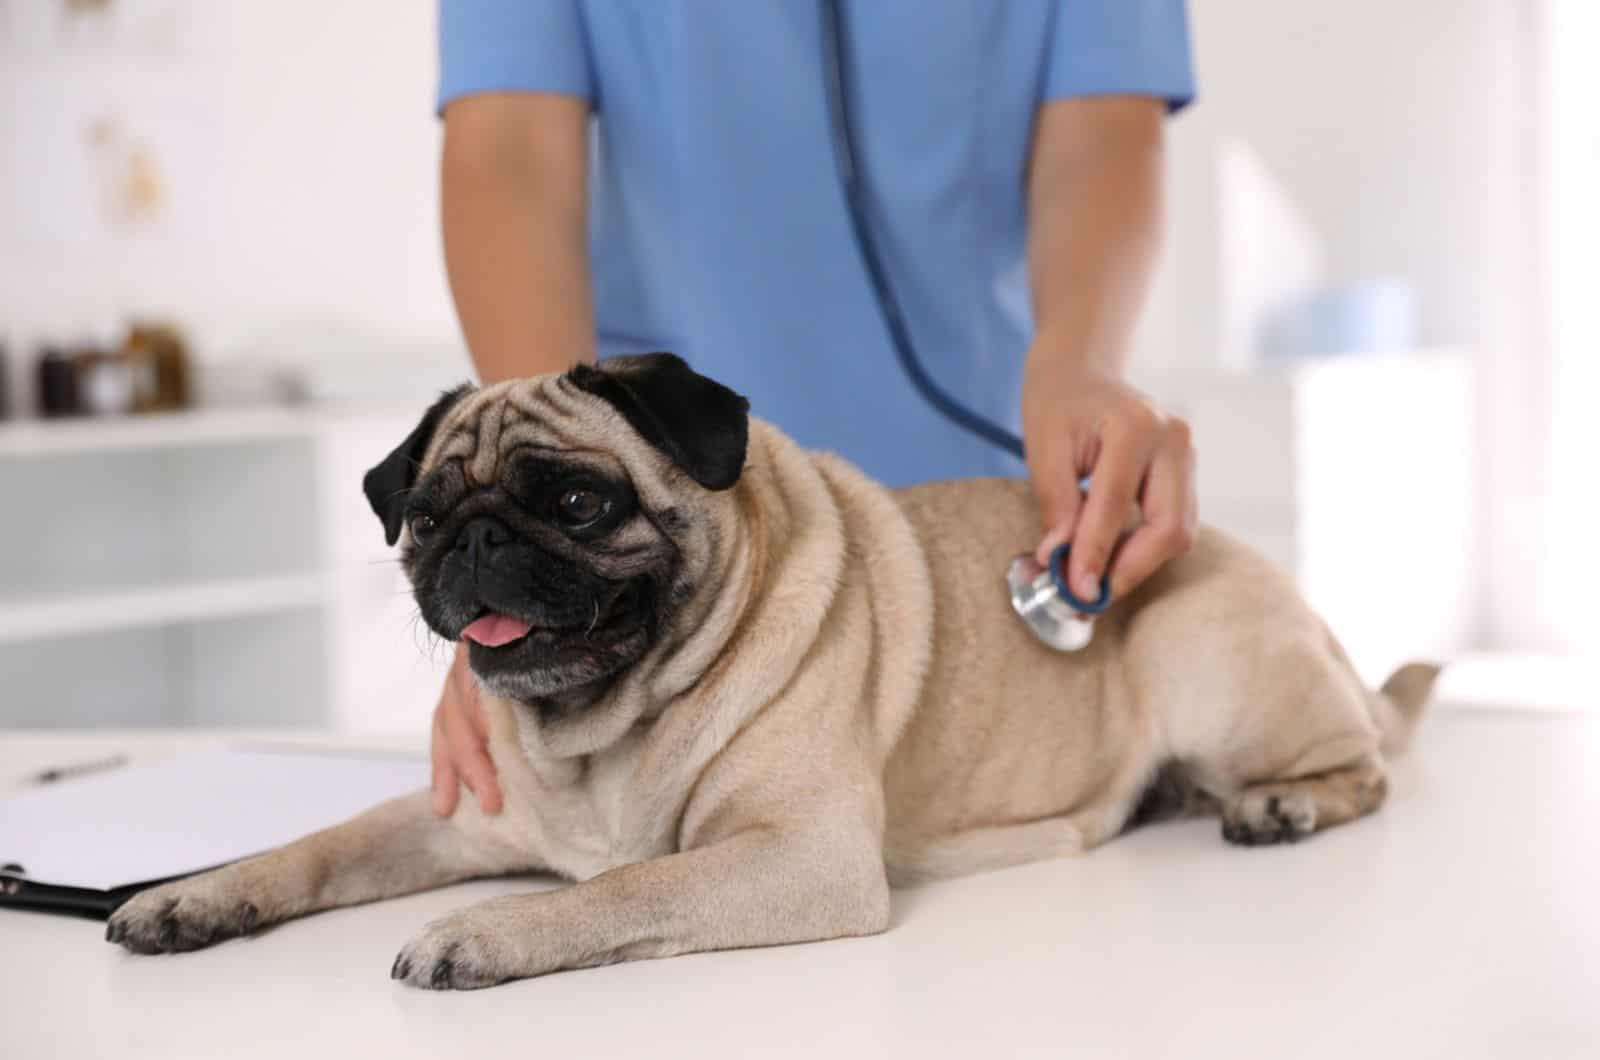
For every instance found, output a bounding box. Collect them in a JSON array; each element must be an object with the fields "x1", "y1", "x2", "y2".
[{"x1": 456, "y1": 517, "x2": 514, "y2": 567}]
